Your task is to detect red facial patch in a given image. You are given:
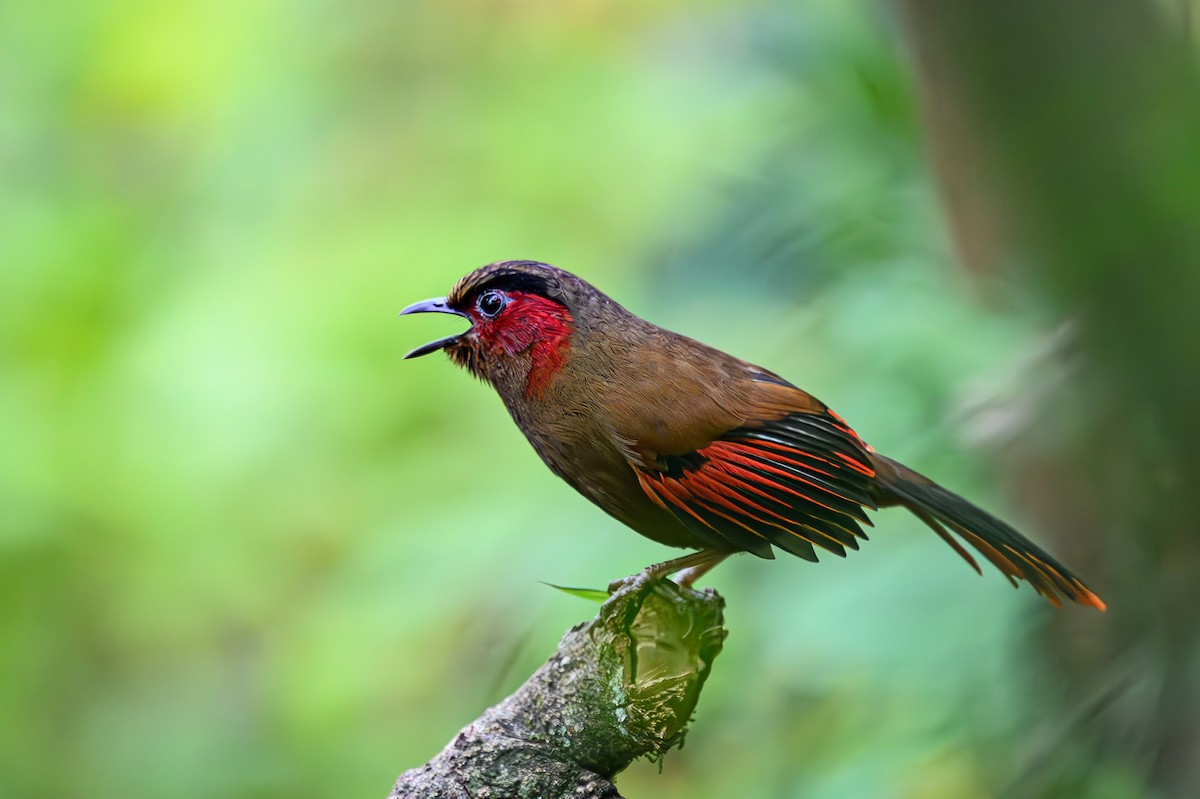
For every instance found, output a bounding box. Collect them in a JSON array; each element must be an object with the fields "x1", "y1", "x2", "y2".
[{"x1": 470, "y1": 291, "x2": 573, "y2": 398}]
